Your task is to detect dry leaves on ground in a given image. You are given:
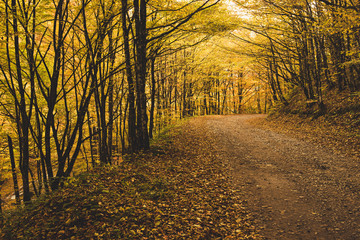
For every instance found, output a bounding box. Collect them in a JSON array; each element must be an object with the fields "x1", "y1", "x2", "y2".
[{"x1": 0, "y1": 120, "x2": 261, "y2": 240}]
